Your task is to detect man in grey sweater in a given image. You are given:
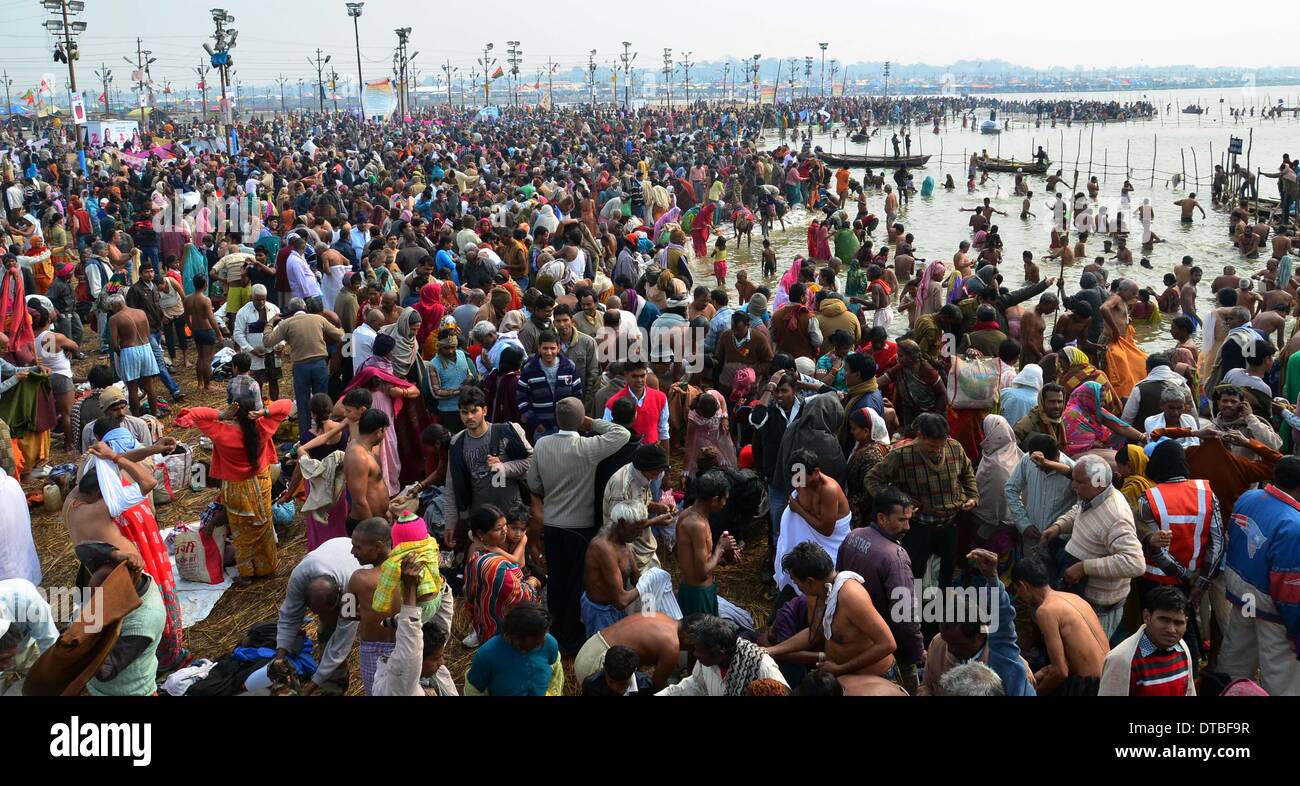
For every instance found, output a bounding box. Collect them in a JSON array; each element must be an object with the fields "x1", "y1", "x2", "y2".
[
  {"x1": 528, "y1": 397, "x2": 631, "y2": 654},
  {"x1": 273, "y1": 536, "x2": 364, "y2": 695}
]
